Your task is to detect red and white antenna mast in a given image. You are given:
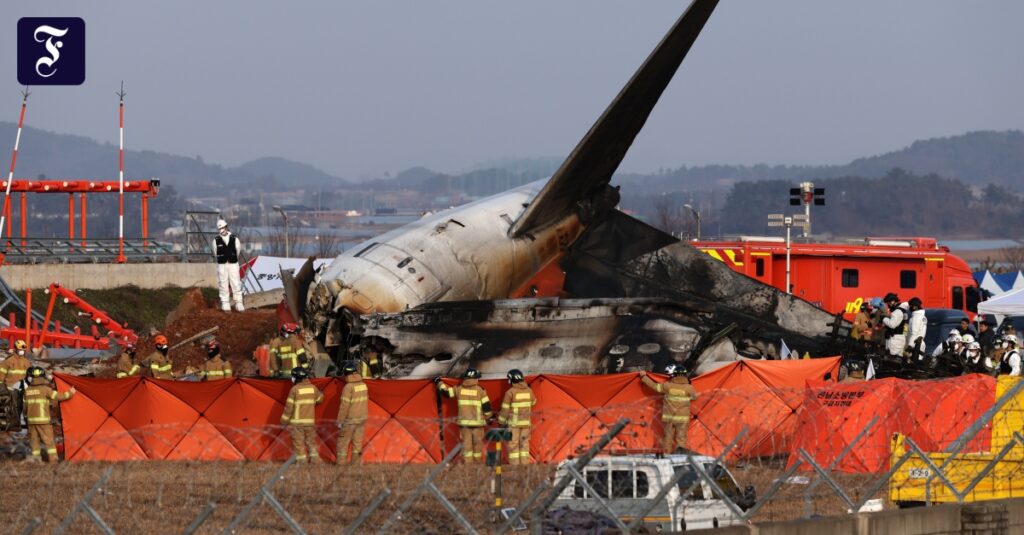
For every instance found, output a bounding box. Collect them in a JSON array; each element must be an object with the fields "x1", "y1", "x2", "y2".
[
  {"x1": 0, "y1": 87, "x2": 30, "y2": 254},
  {"x1": 116, "y1": 82, "x2": 127, "y2": 263}
]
